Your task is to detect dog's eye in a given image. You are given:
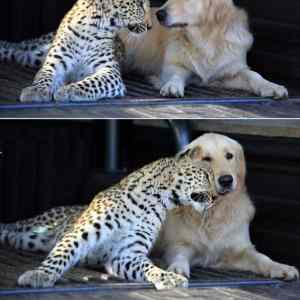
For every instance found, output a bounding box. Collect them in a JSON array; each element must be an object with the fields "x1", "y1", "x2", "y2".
[
  {"x1": 226, "y1": 153, "x2": 234, "y2": 160},
  {"x1": 202, "y1": 156, "x2": 212, "y2": 162}
]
